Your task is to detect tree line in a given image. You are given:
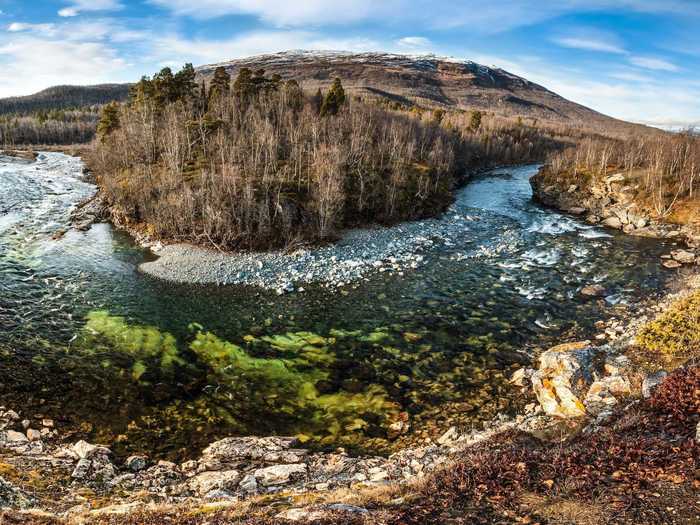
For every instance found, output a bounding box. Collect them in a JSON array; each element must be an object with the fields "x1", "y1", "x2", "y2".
[{"x1": 546, "y1": 132, "x2": 699, "y2": 217}]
